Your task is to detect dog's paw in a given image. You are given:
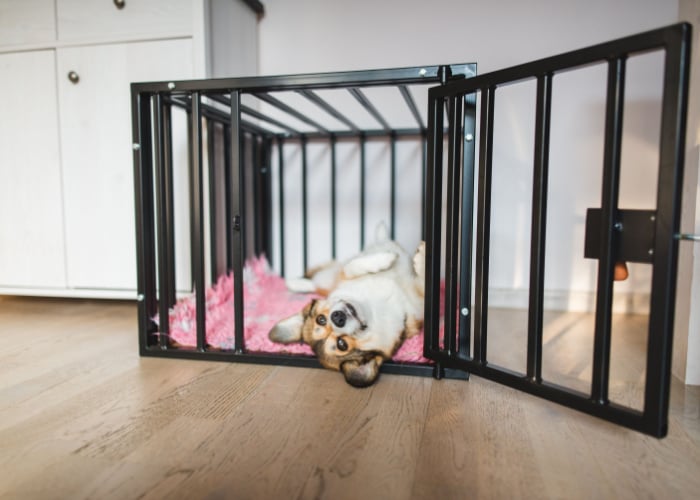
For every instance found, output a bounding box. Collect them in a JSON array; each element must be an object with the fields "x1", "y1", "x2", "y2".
[
  {"x1": 285, "y1": 278, "x2": 317, "y2": 293},
  {"x1": 343, "y1": 252, "x2": 397, "y2": 278},
  {"x1": 413, "y1": 241, "x2": 426, "y2": 279}
]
